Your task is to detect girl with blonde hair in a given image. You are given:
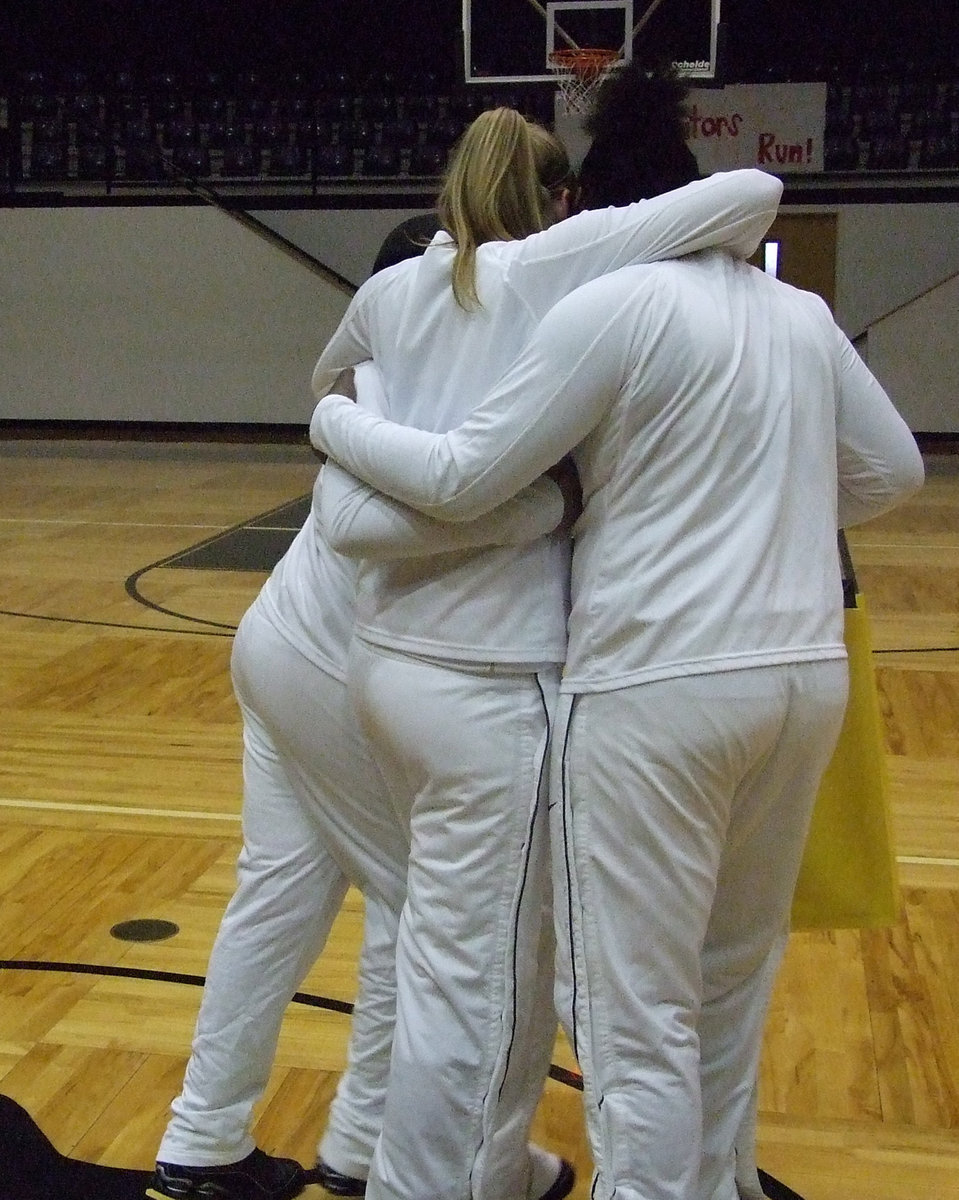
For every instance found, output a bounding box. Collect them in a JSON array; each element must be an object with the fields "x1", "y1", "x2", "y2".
[
  {"x1": 309, "y1": 104, "x2": 781, "y2": 1200},
  {"x1": 439, "y1": 107, "x2": 571, "y2": 307}
]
